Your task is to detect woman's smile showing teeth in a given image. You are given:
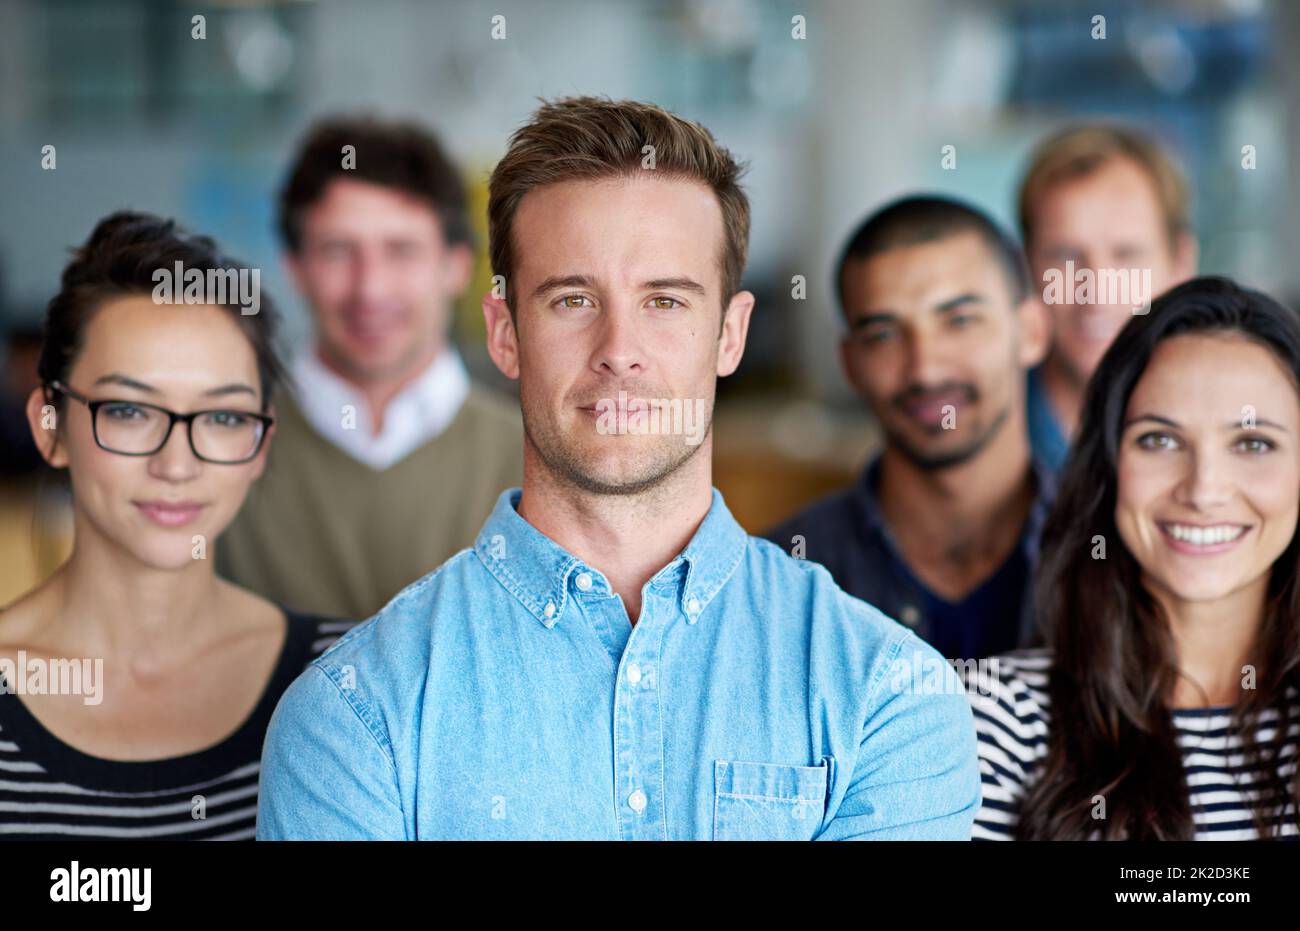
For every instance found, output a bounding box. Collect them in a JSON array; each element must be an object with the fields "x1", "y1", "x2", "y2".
[{"x1": 1157, "y1": 520, "x2": 1250, "y2": 554}]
